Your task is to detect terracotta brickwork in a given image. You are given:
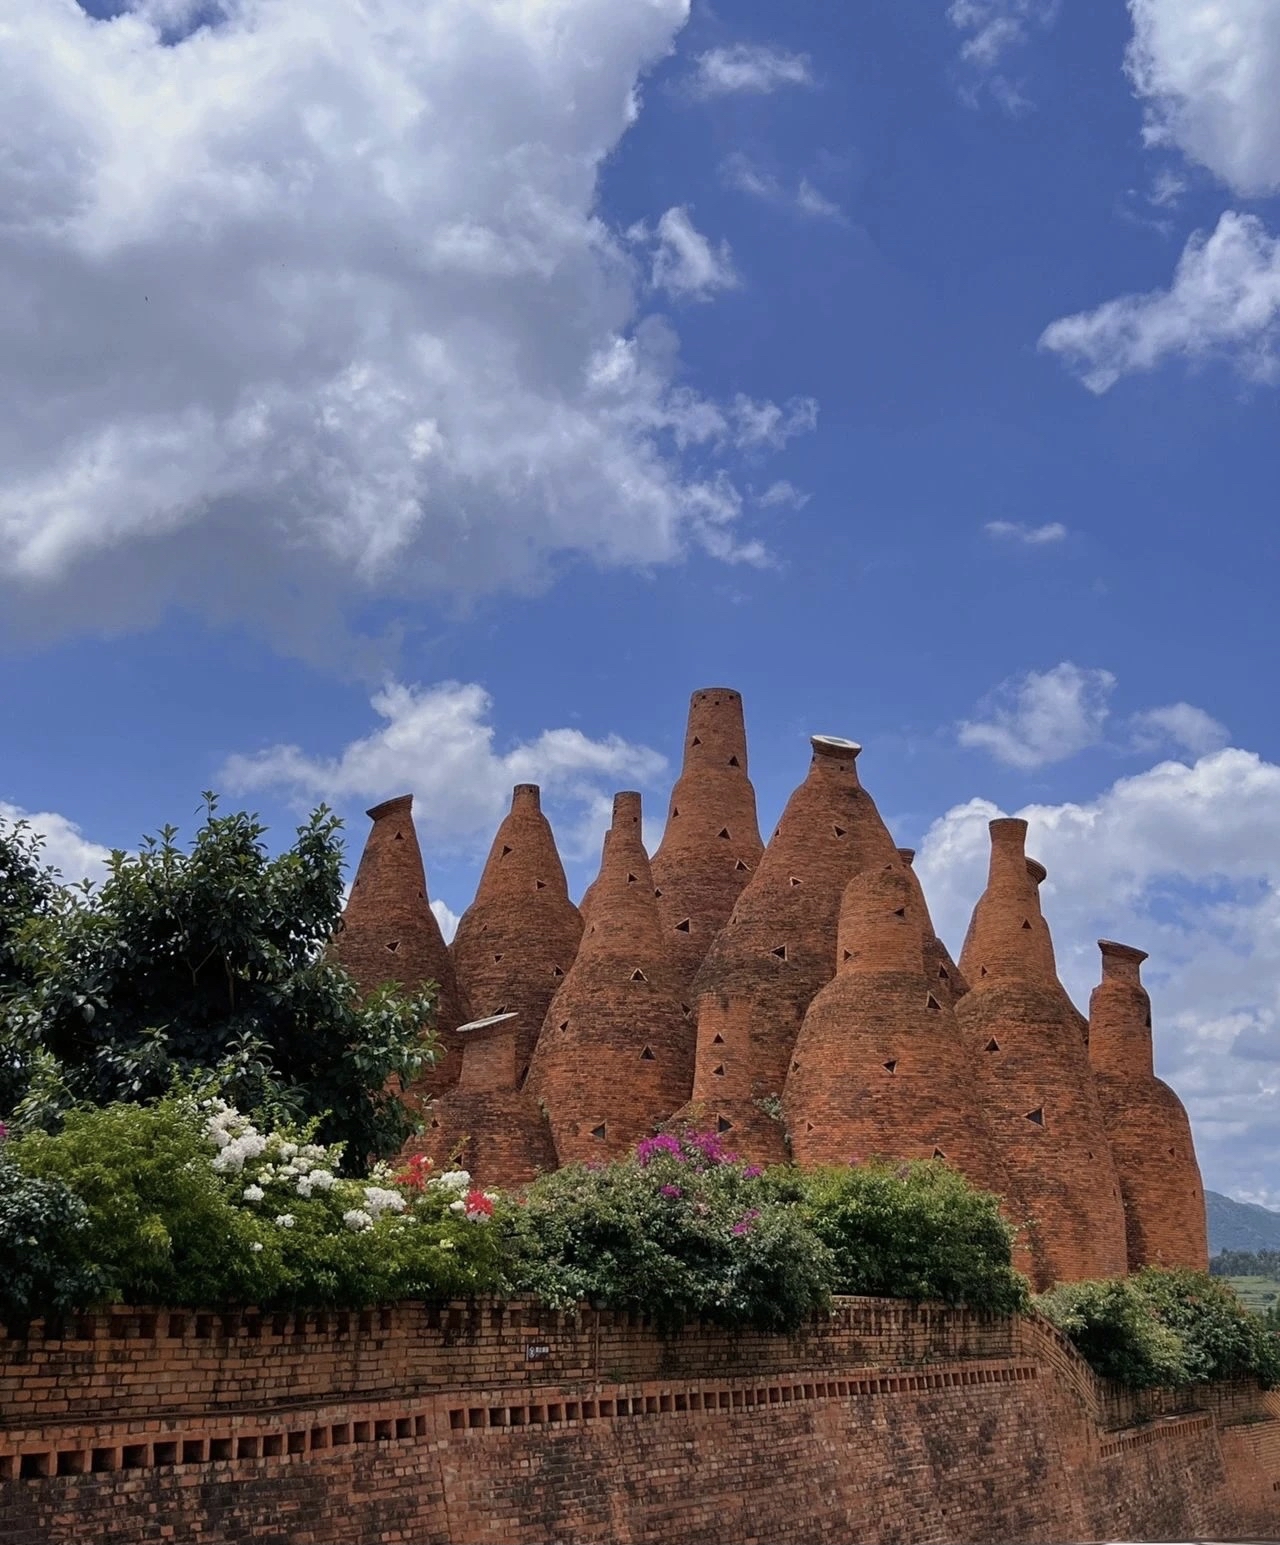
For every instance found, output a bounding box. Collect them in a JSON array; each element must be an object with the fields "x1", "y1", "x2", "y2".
[
  {"x1": 678, "y1": 991, "x2": 790, "y2": 1166},
  {"x1": 3, "y1": 1299, "x2": 1277, "y2": 1545},
  {"x1": 785, "y1": 865, "x2": 1008, "y2": 1201},
  {"x1": 1089, "y1": 941, "x2": 1209, "y2": 1271},
  {"x1": 331, "y1": 795, "x2": 470, "y2": 1092},
  {"x1": 955, "y1": 819, "x2": 1129, "y2": 1288},
  {"x1": 896, "y1": 848, "x2": 969, "y2": 1007},
  {"x1": 651, "y1": 688, "x2": 764, "y2": 1000},
  {"x1": 688, "y1": 736, "x2": 900, "y2": 1120},
  {"x1": 526, "y1": 793, "x2": 693, "y2": 1162},
  {"x1": 449, "y1": 784, "x2": 583, "y2": 1080},
  {"x1": 408, "y1": 1017, "x2": 556, "y2": 1187}
]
